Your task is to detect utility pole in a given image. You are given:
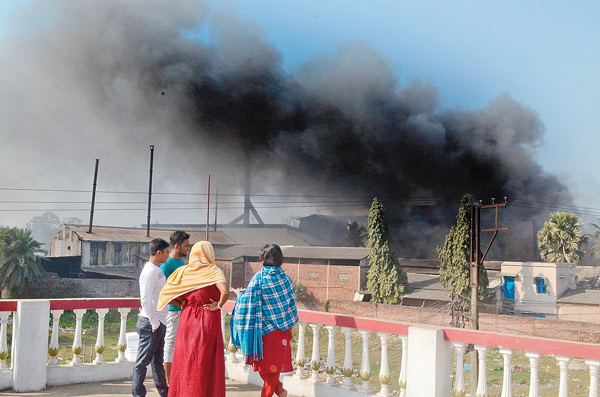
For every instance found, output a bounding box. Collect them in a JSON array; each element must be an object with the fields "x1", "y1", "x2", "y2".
[
  {"x1": 214, "y1": 187, "x2": 218, "y2": 232},
  {"x1": 470, "y1": 197, "x2": 508, "y2": 395},
  {"x1": 206, "y1": 174, "x2": 211, "y2": 241},
  {"x1": 88, "y1": 159, "x2": 99, "y2": 234},
  {"x1": 146, "y1": 145, "x2": 155, "y2": 238}
]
